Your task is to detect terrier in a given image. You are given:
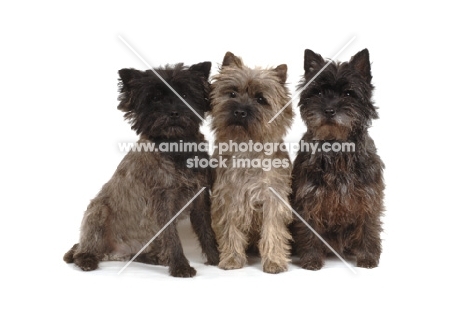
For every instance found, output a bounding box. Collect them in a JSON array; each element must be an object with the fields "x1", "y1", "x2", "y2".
[
  {"x1": 64, "y1": 62, "x2": 219, "y2": 277},
  {"x1": 210, "y1": 52, "x2": 294, "y2": 273},
  {"x1": 291, "y1": 49, "x2": 385, "y2": 270}
]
